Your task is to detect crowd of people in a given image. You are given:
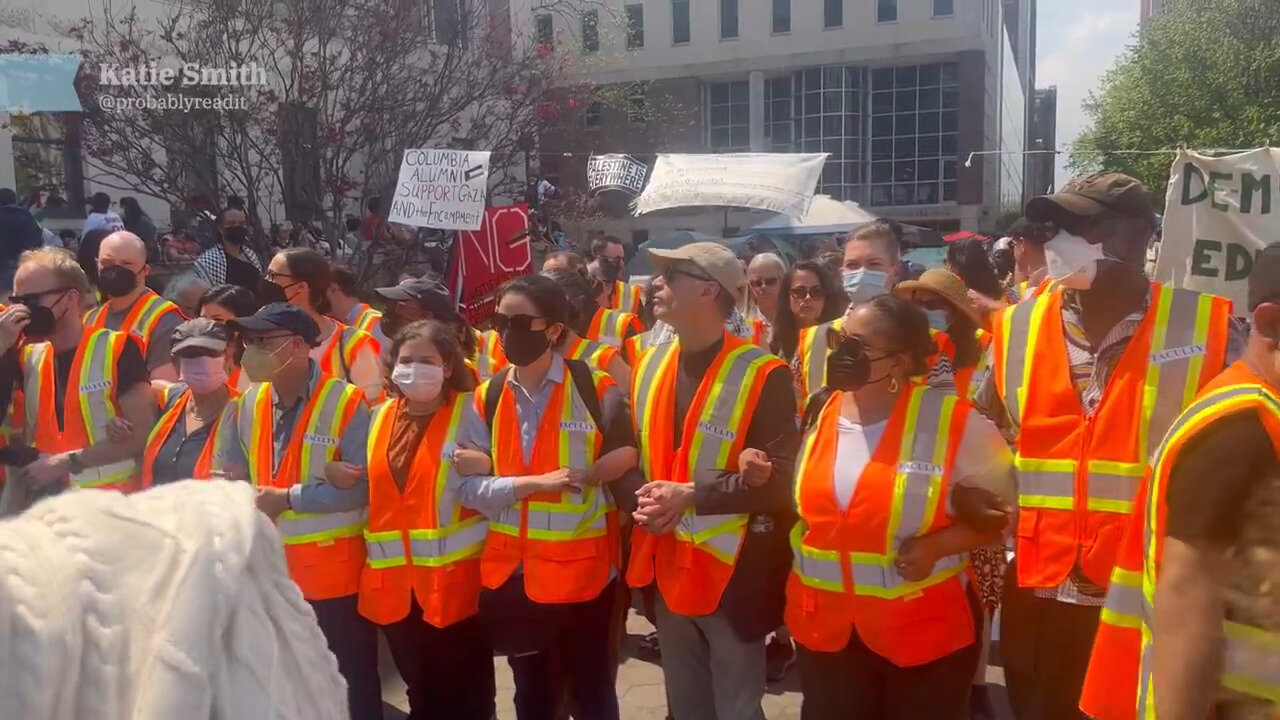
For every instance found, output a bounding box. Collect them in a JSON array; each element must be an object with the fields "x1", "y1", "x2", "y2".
[{"x1": 0, "y1": 170, "x2": 1277, "y2": 720}]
